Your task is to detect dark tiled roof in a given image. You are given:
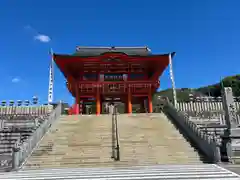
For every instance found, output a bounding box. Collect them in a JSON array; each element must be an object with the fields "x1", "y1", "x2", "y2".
[{"x1": 73, "y1": 46, "x2": 151, "y2": 56}]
